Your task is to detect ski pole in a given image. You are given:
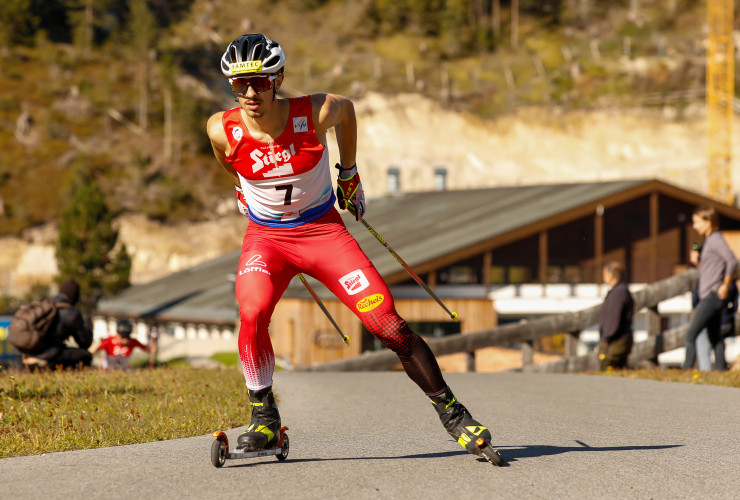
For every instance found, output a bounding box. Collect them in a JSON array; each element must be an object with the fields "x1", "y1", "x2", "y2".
[
  {"x1": 297, "y1": 274, "x2": 349, "y2": 345},
  {"x1": 348, "y1": 204, "x2": 458, "y2": 322}
]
